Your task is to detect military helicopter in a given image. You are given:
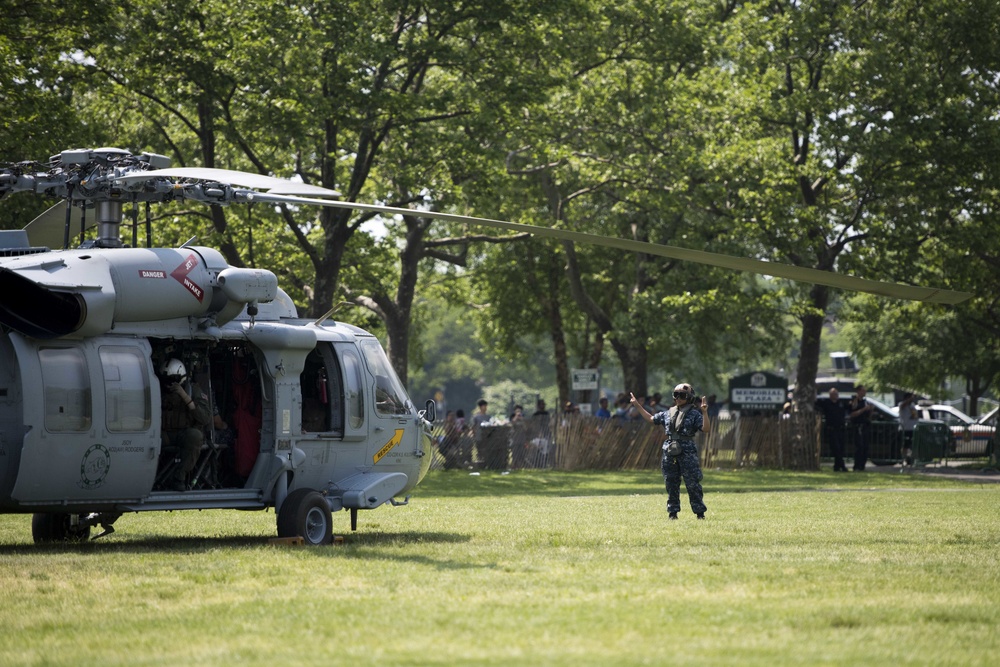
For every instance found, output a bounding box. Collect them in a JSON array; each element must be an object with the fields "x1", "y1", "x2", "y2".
[{"x1": 0, "y1": 148, "x2": 971, "y2": 546}]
